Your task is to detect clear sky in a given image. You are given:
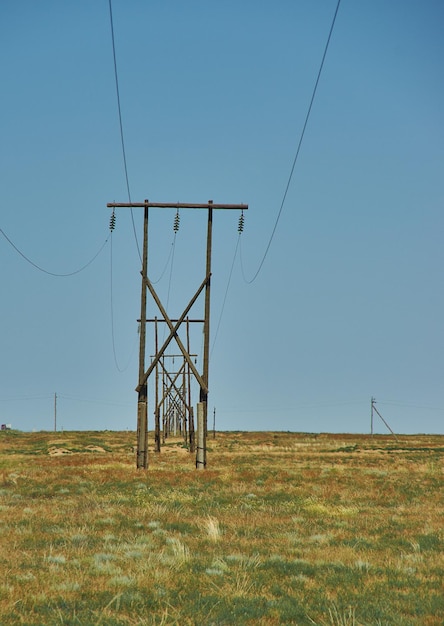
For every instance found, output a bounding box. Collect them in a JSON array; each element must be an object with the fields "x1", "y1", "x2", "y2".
[{"x1": 1, "y1": 1, "x2": 443, "y2": 434}]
